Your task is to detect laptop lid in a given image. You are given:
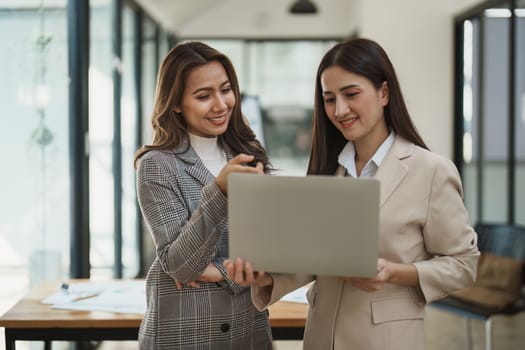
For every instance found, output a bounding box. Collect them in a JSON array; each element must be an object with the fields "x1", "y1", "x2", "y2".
[{"x1": 228, "y1": 173, "x2": 379, "y2": 278}]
